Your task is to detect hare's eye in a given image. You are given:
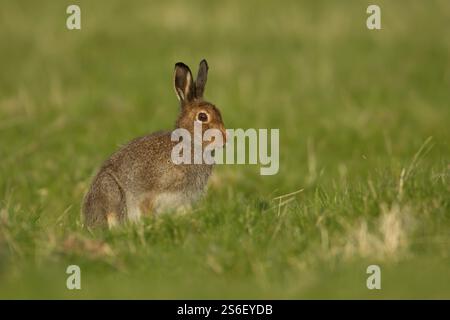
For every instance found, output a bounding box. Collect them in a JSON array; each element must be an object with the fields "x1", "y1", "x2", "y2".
[{"x1": 197, "y1": 112, "x2": 208, "y2": 122}]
